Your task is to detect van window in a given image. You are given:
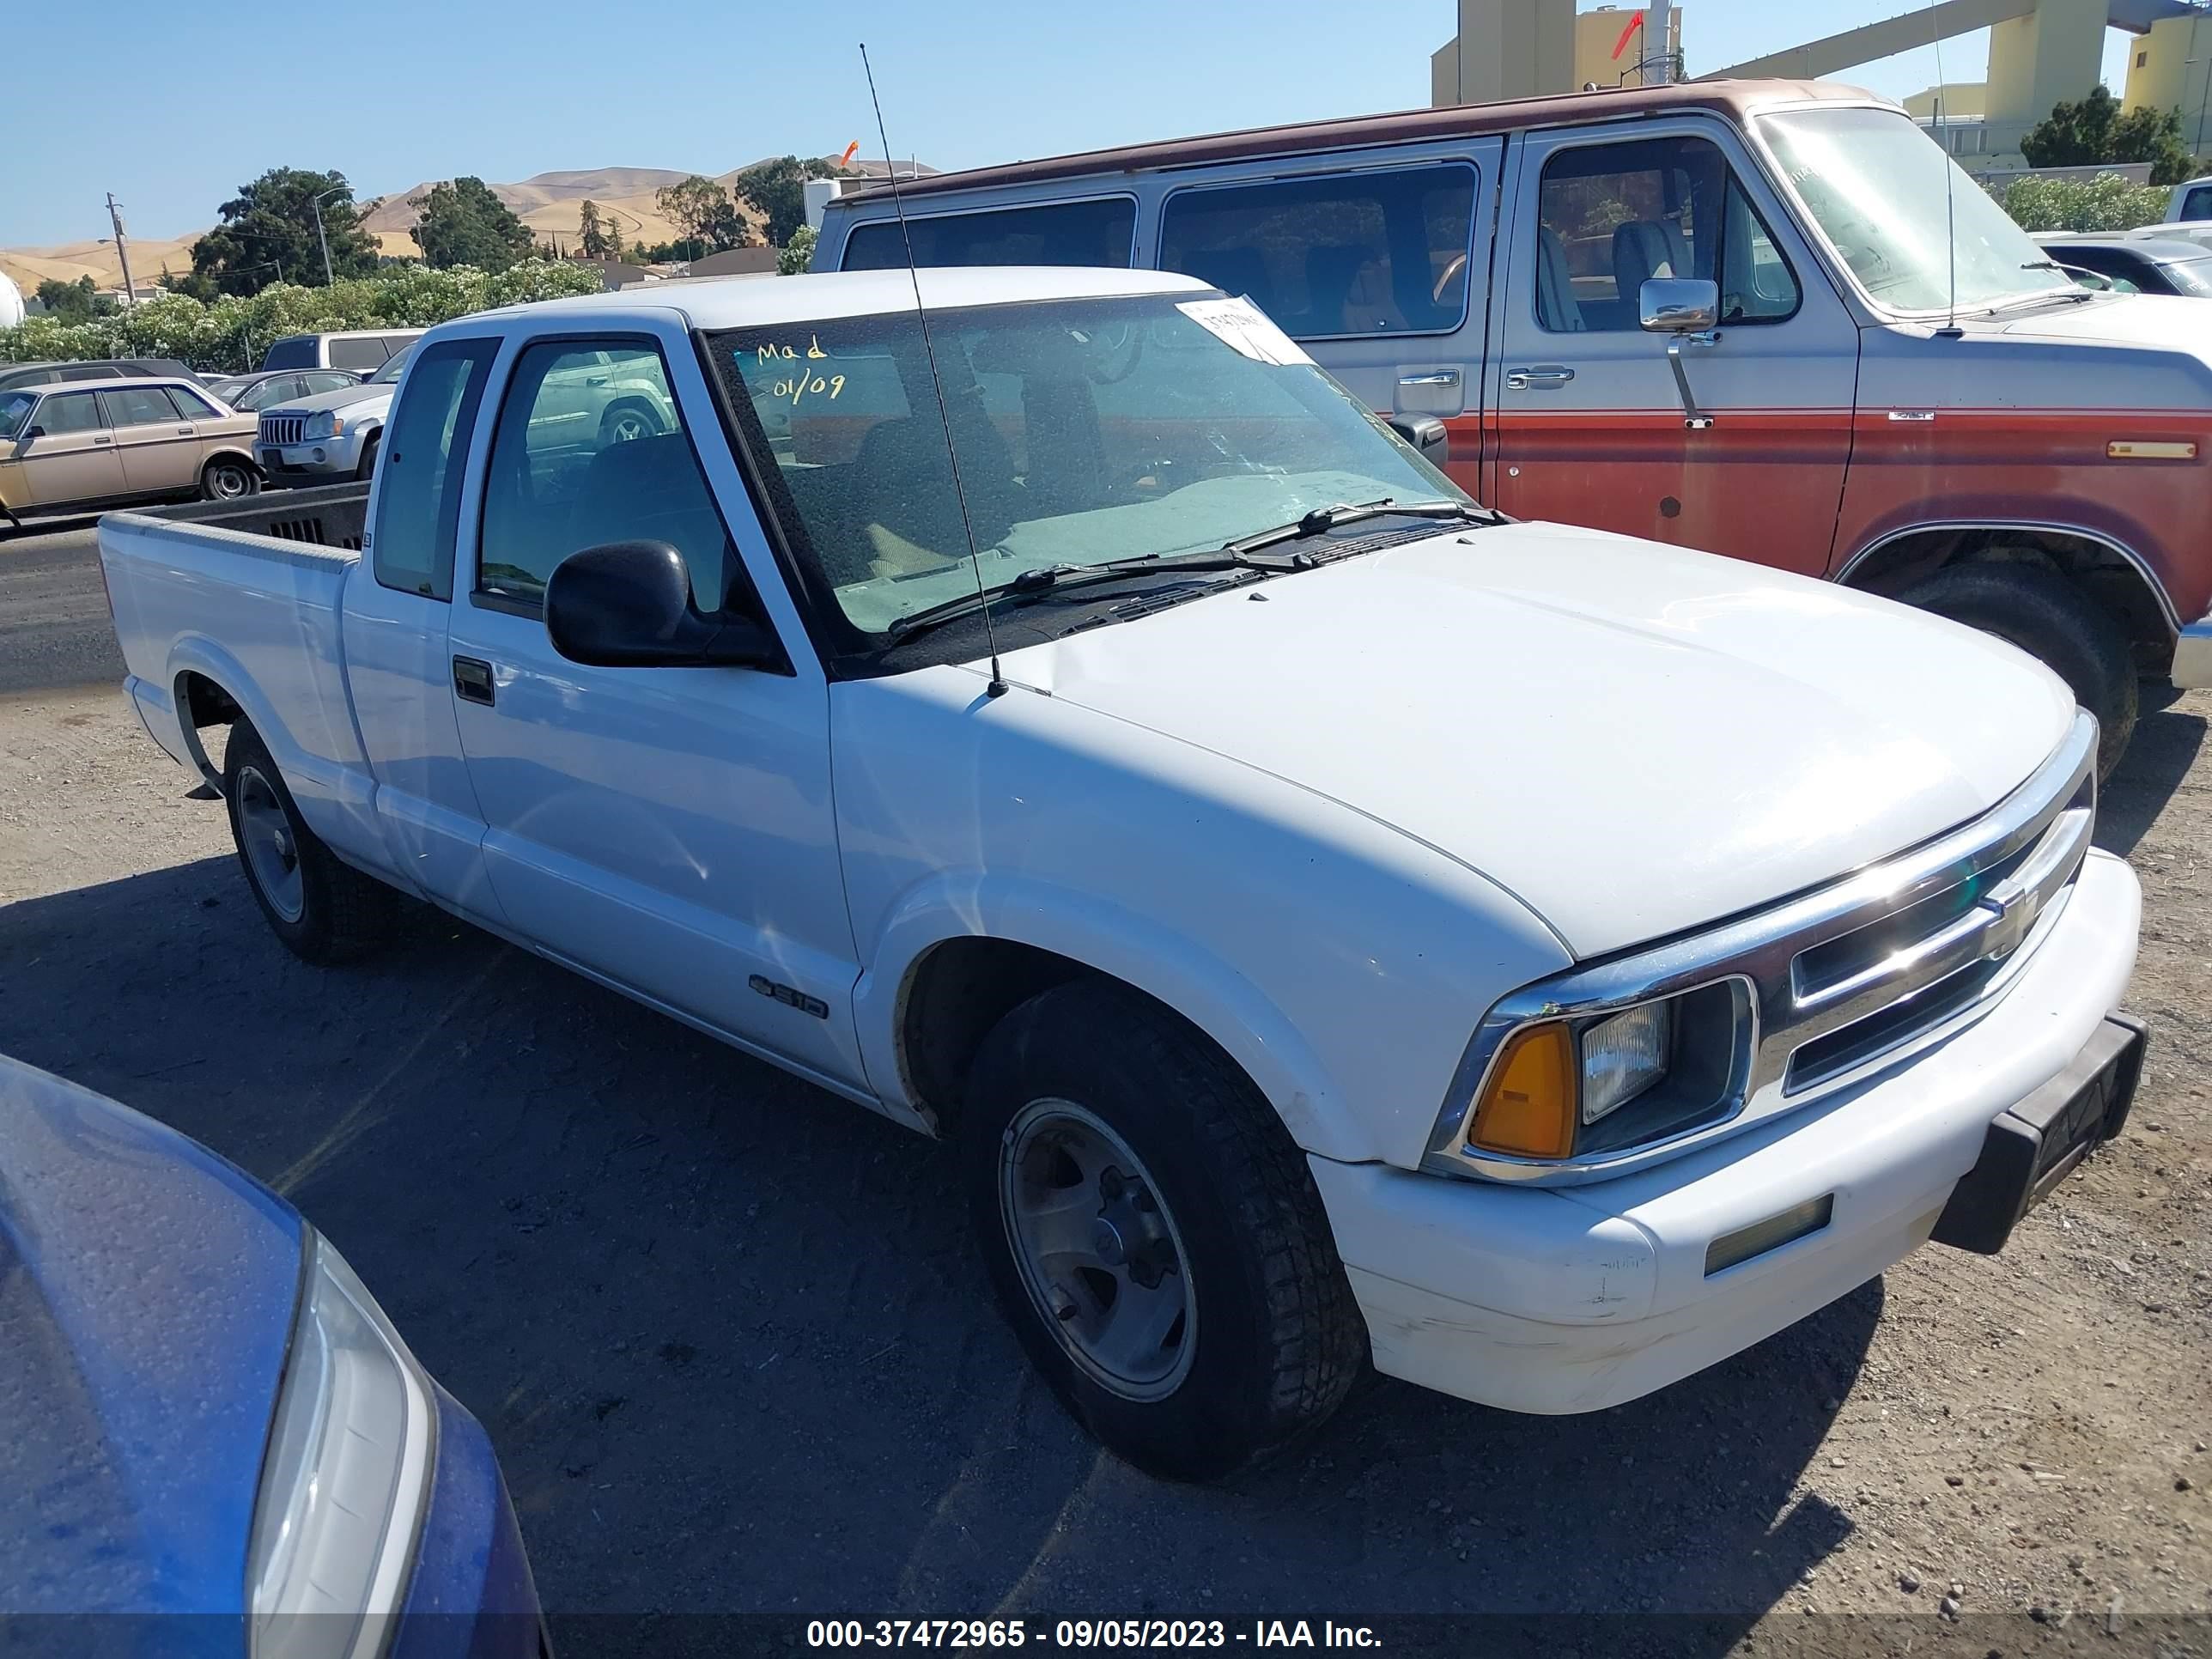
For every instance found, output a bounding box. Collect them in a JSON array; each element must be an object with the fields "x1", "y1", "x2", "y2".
[
  {"x1": 370, "y1": 338, "x2": 498, "y2": 600},
  {"x1": 1535, "y1": 135, "x2": 1798, "y2": 331},
  {"x1": 2183, "y1": 185, "x2": 2212, "y2": 221},
  {"x1": 1157, "y1": 163, "x2": 1478, "y2": 339},
  {"x1": 329, "y1": 336, "x2": 391, "y2": 372},
  {"x1": 261, "y1": 336, "x2": 318, "y2": 370},
  {"x1": 842, "y1": 198, "x2": 1136, "y2": 270}
]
